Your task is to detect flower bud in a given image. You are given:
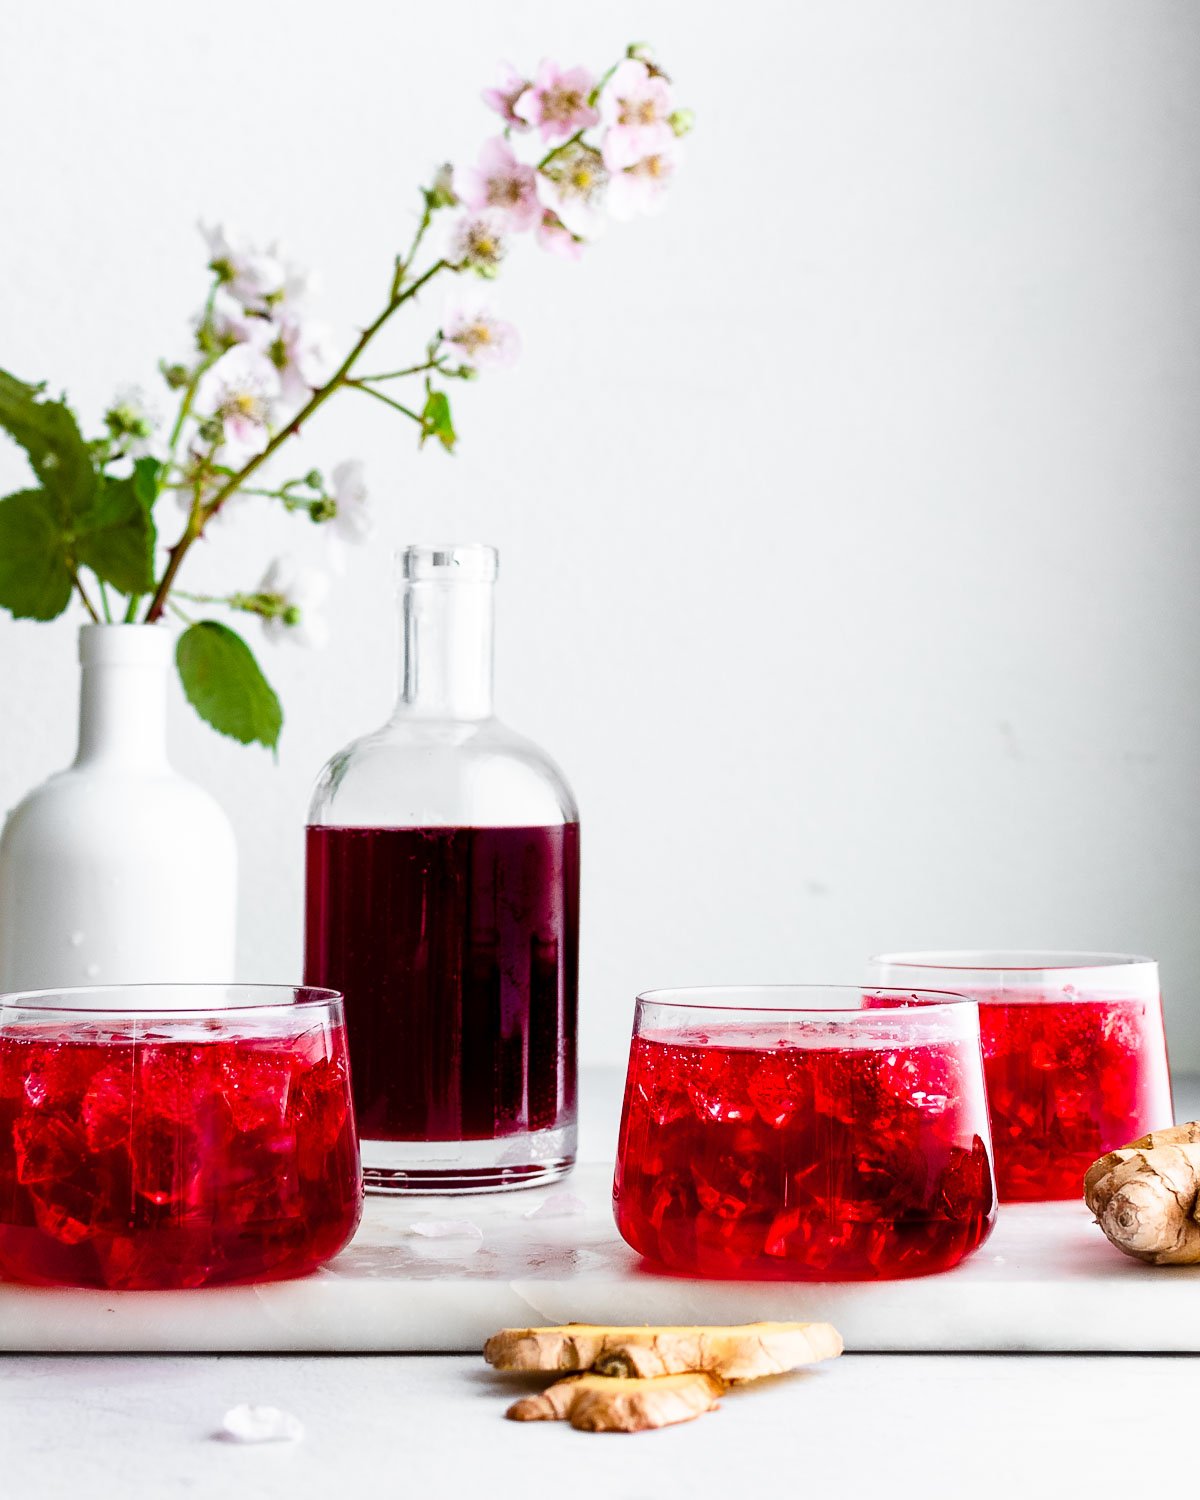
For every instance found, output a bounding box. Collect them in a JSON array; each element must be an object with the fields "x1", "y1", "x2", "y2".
[
  {"x1": 283, "y1": 604, "x2": 303, "y2": 627},
  {"x1": 669, "y1": 108, "x2": 695, "y2": 138},
  {"x1": 161, "y1": 362, "x2": 191, "y2": 390},
  {"x1": 304, "y1": 469, "x2": 323, "y2": 489},
  {"x1": 427, "y1": 163, "x2": 459, "y2": 210},
  {"x1": 309, "y1": 497, "x2": 337, "y2": 524},
  {"x1": 627, "y1": 41, "x2": 670, "y2": 79}
]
